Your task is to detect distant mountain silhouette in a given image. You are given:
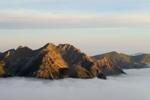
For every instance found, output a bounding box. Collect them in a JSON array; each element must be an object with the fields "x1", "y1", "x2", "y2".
[
  {"x1": 132, "y1": 54, "x2": 150, "y2": 64},
  {"x1": 92, "y1": 52, "x2": 125, "y2": 75},
  {"x1": 0, "y1": 43, "x2": 149, "y2": 79},
  {"x1": 92, "y1": 52, "x2": 149, "y2": 75}
]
